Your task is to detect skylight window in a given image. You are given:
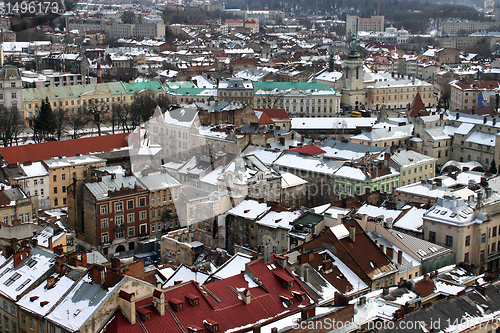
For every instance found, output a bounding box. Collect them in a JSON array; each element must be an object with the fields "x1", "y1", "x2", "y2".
[
  {"x1": 434, "y1": 209, "x2": 440, "y2": 213},
  {"x1": 26, "y1": 259, "x2": 37, "y2": 268},
  {"x1": 0, "y1": 268, "x2": 11, "y2": 278},
  {"x1": 450, "y1": 213, "x2": 457, "y2": 218},
  {"x1": 4, "y1": 272, "x2": 21, "y2": 287},
  {"x1": 15, "y1": 279, "x2": 31, "y2": 291},
  {"x1": 440, "y1": 211, "x2": 447, "y2": 215}
]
